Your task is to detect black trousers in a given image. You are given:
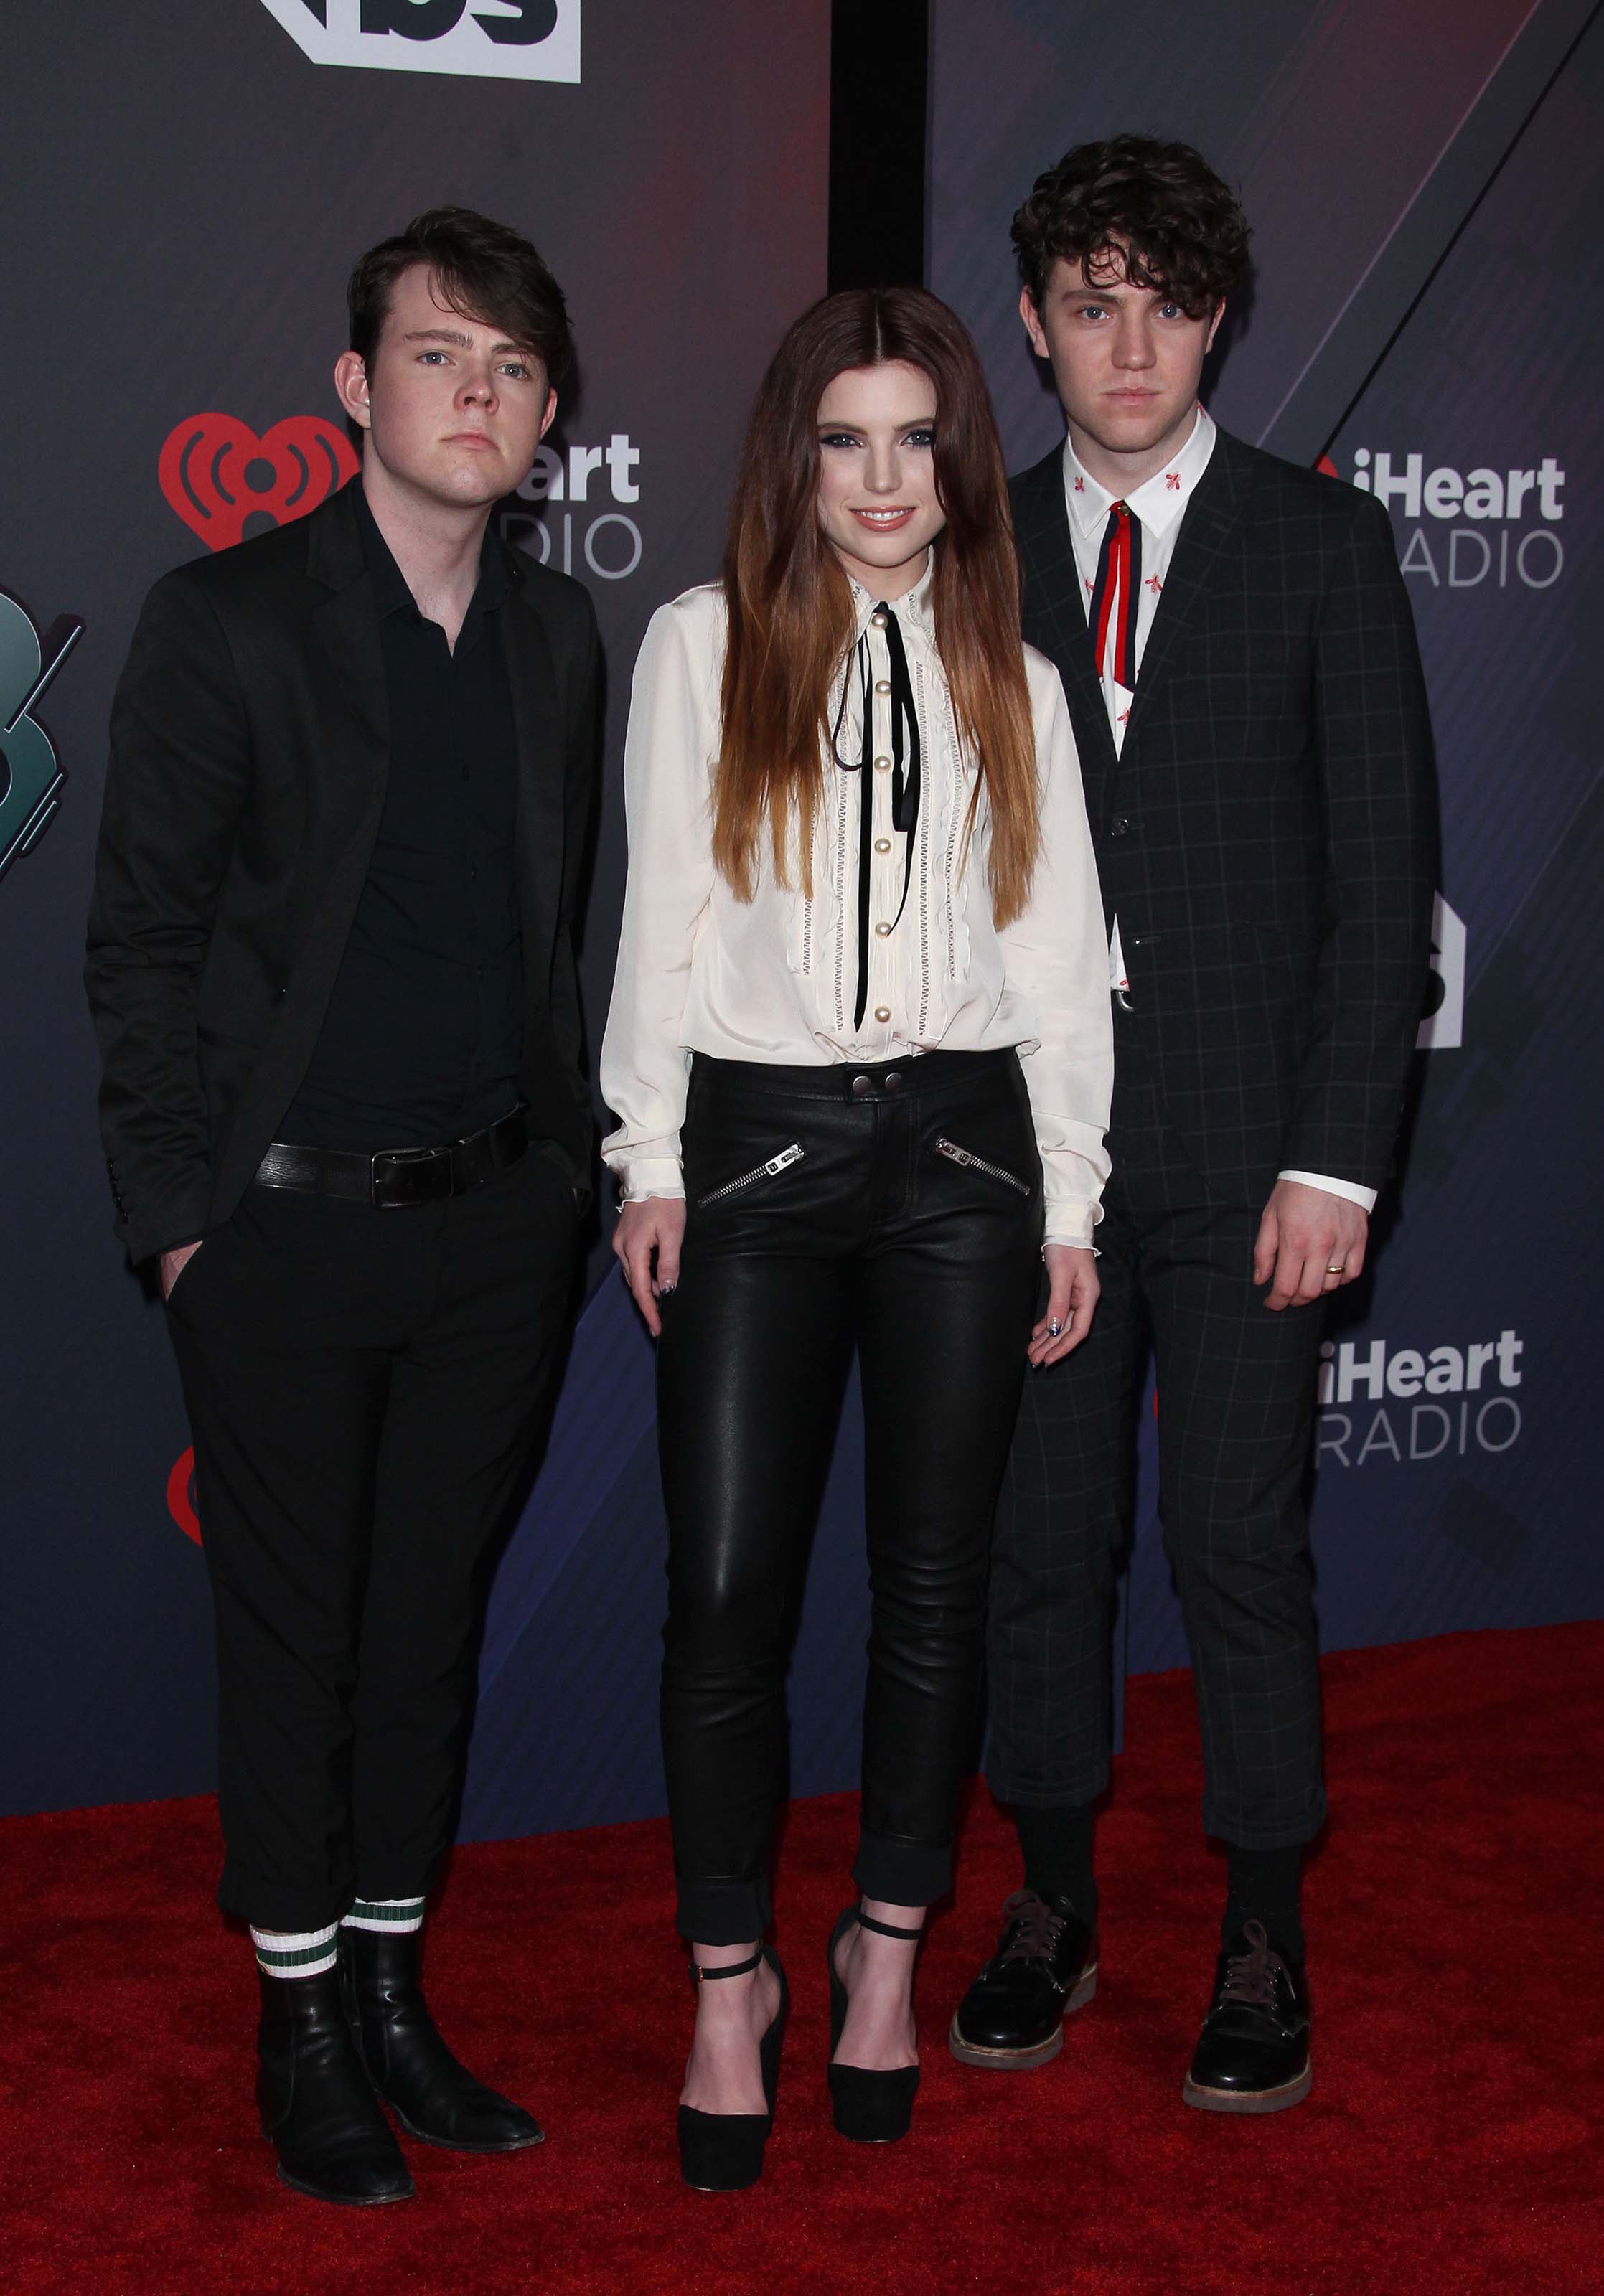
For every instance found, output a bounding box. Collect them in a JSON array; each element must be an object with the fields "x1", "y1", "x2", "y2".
[
  {"x1": 657, "y1": 1049, "x2": 1043, "y2": 1945},
  {"x1": 987, "y1": 1029, "x2": 1327, "y2": 1849},
  {"x1": 164, "y1": 1148, "x2": 579, "y2": 1931}
]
